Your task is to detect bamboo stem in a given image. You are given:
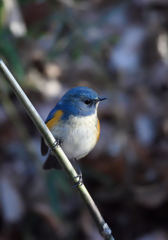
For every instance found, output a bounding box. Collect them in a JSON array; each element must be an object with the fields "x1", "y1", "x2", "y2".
[{"x1": 0, "y1": 59, "x2": 115, "y2": 240}]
